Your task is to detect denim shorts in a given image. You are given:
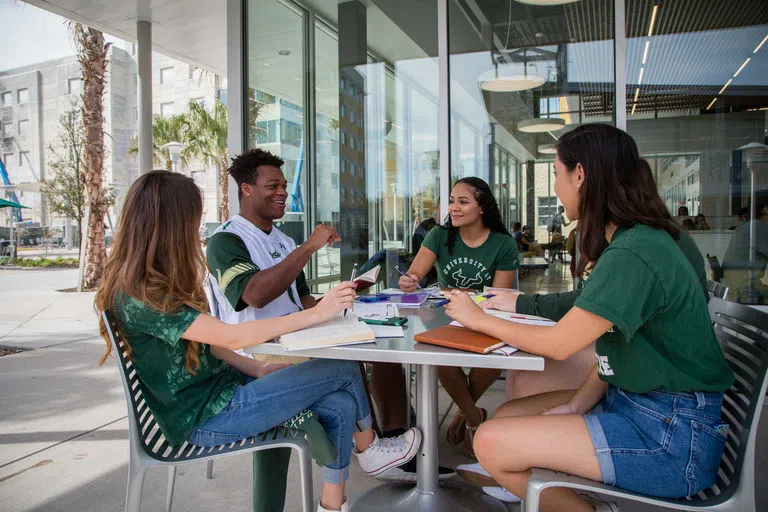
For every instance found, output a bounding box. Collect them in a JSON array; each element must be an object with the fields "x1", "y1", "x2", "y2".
[{"x1": 584, "y1": 385, "x2": 728, "y2": 498}]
